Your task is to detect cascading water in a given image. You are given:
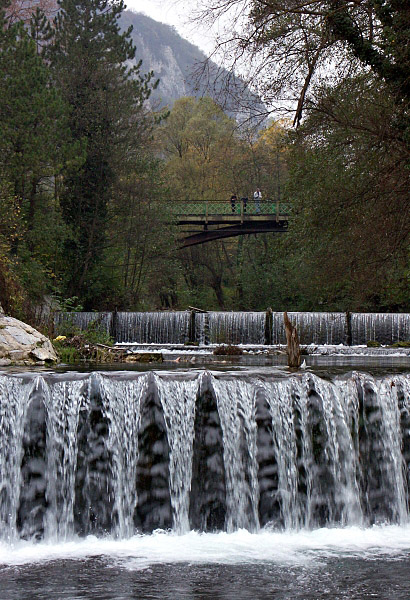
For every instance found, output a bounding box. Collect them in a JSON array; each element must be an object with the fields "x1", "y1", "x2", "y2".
[
  {"x1": 207, "y1": 312, "x2": 266, "y2": 345},
  {"x1": 0, "y1": 370, "x2": 409, "y2": 544},
  {"x1": 208, "y1": 375, "x2": 260, "y2": 532},
  {"x1": 0, "y1": 375, "x2": 31, "y2": 542},
  {"x1": 53, "y1": 311, "x2": 410, "y2": 345},
  {"x1": 43, "y1": 377, "x2": 86, "y2": 541},
  {"x1": 351, "y1": 313, "x2": 410, "y2": 345},
  {"x1": 154, "y1": 373, "x2": 198, "y2": 533},
  {"x1": 271, "y1": 312, "x2": 348, "y2": 345},
  {"x1": 98, "y1": 375, "x2": 147, "y2": 538},
  {"x1": 115, "y1": 311, "x2": 190, "y2": 344}
]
